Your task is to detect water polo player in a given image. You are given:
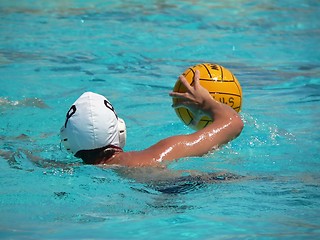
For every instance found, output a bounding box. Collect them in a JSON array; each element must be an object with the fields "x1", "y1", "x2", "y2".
[{"x1": 60, "y1": 70, "x2": 244, "y2": 167}]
